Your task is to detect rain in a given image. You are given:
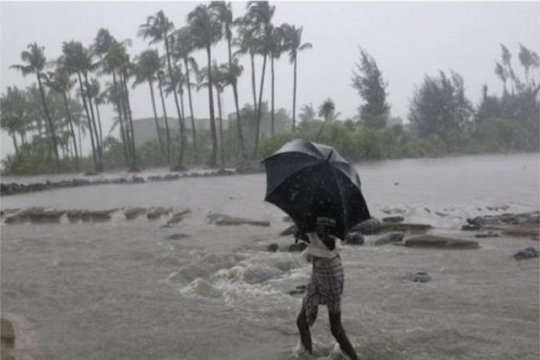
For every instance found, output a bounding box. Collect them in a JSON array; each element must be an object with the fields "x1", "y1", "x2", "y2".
[{"x1": 1, "y1": 2, "x2": 539, "y2": 360}]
